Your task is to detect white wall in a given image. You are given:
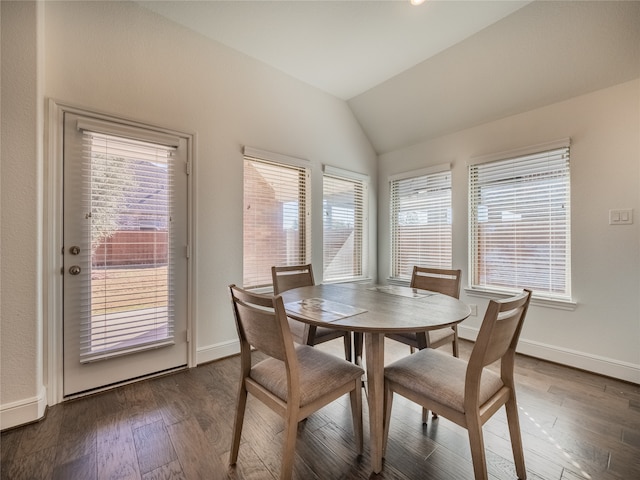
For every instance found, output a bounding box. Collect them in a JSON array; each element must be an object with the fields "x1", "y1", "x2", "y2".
[
  {"x1": 3, "y1": 0, "x2": 637, "y2": 430},
  {"x1": 378, "y1": 79, "x2": 640, "y2": 383},
  {"x1": 1, "y1": 0, "x2": 377, "y2": 428},
  {"x1": 0, "y1": 0, "x2": 47, "y2": 429}
]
